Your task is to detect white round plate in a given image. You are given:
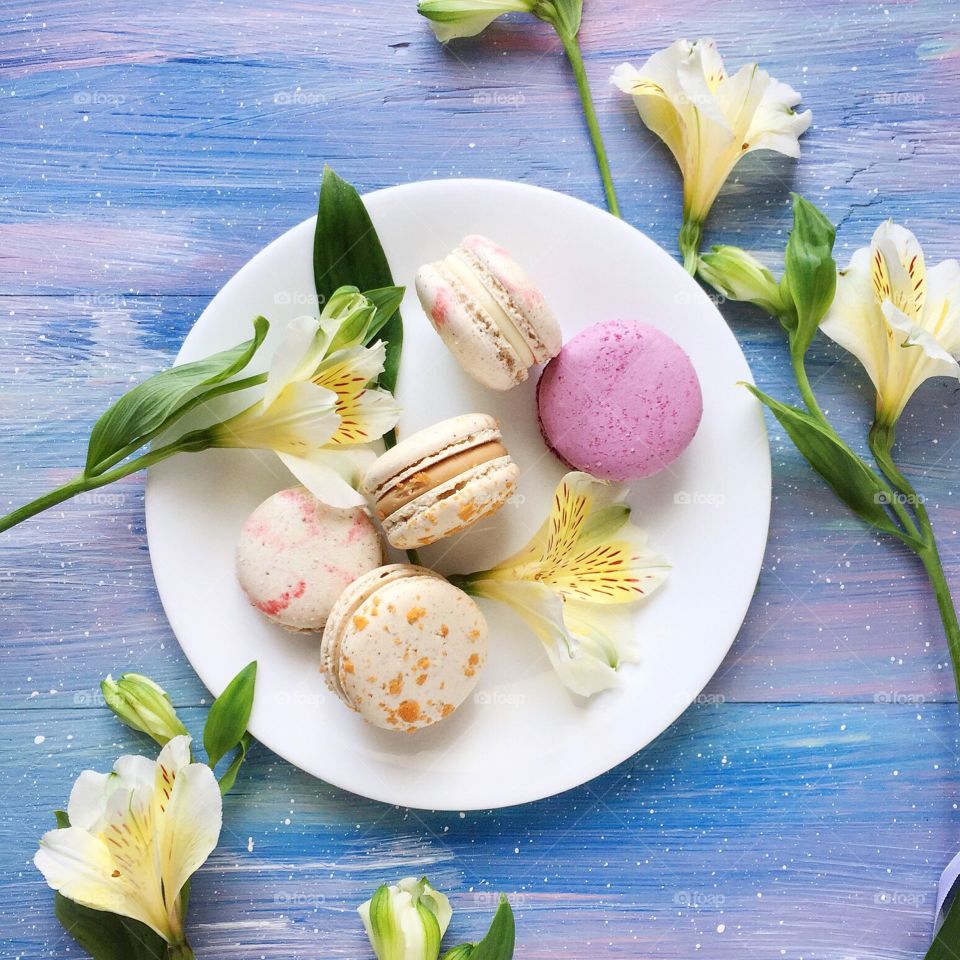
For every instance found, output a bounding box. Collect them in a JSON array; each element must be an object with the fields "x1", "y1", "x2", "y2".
[{"x1": 146, "y1": 179, "x2": 770, "y2": 811}]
